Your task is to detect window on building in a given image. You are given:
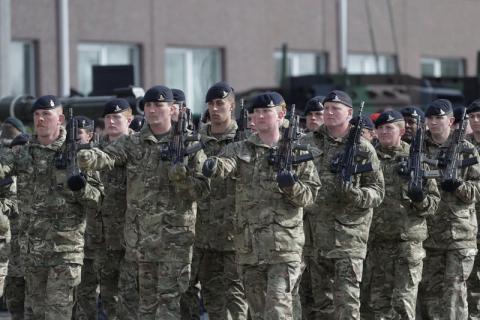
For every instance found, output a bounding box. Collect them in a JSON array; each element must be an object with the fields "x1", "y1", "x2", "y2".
[
  {"x1": 10, "y1": 40, "x2": 36, "y2": 95},
  {"x1": 347, "y1": 54, "x2": 397, "y2": 74},
  {"x1": 77, "y1": 43, "x2": 140, "y2": 95},
  {"x1": 274, "y1": 51, "x2": 327, "y2": 84},
  {"x1": 421, "y1": 57, "x2": 465, "y2": 77},
  {"x1": 165, "y1": 47, "x2": 222, "y2": 115}
]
